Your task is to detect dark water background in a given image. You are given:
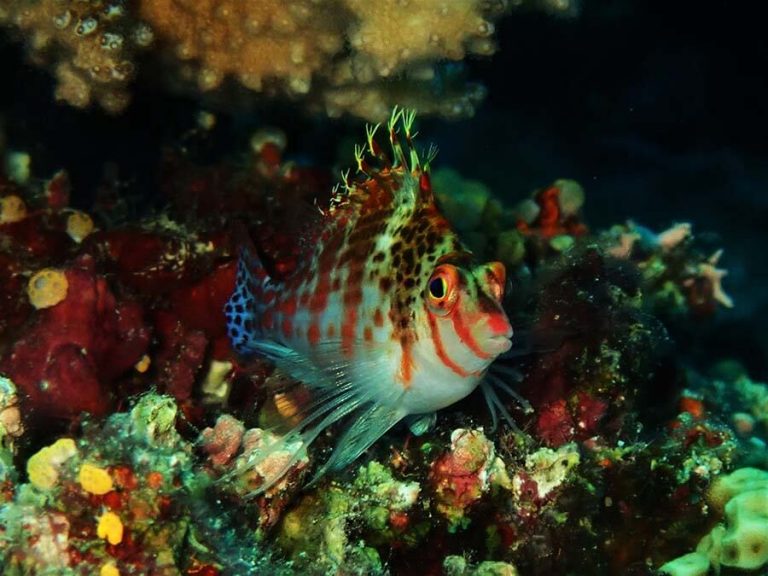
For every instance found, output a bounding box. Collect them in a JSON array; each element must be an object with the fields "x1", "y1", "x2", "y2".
[{"x1": 1, "y1": 0, "x2": 766, "y2": 377}]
